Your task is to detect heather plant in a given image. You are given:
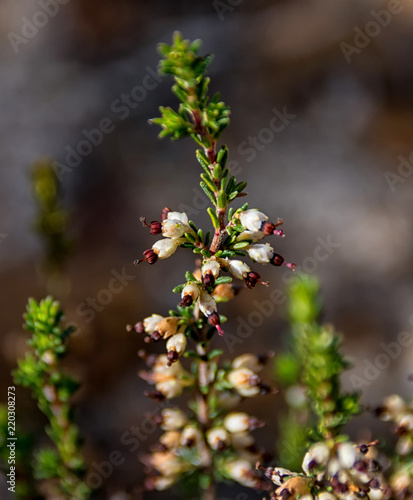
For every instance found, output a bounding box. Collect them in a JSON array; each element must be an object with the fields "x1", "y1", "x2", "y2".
[
  {"x1": 128, "y1": 31, "x2": 296, "y2": 499},
  {"x1": 4, "y1": 31, "x2": 413, "y2": 500},
  {"x1": 13, "y1": 297, "x2": 90, "y2": 500}
]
